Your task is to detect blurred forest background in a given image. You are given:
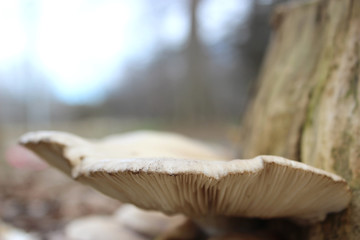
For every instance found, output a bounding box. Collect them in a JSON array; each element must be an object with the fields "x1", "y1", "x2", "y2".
[
  {"x1": 0, "y1": 0, "x2": 286, "y2": 131},
  {"x1": 0, "y1": 0, "x2": 290, "y2": 238}
]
